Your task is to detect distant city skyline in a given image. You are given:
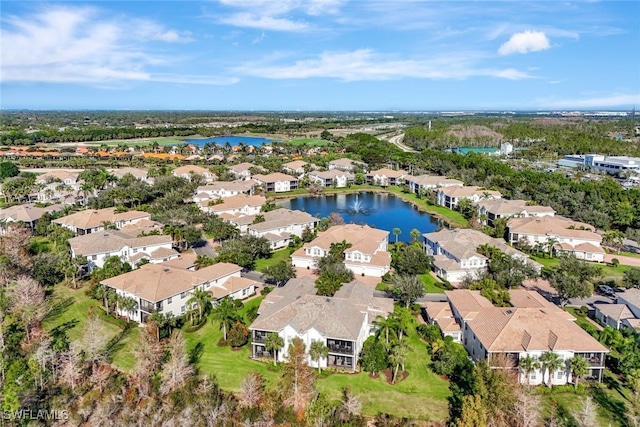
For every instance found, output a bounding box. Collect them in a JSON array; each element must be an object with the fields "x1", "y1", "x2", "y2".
[{"x1": 1, "y1": 1, "x2": 639, "y2": 110}]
